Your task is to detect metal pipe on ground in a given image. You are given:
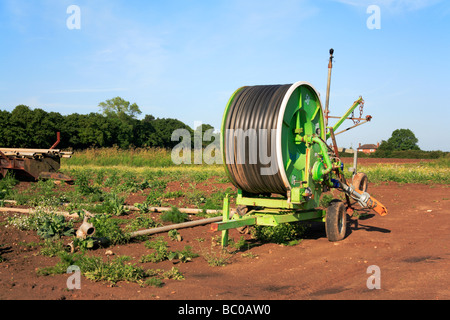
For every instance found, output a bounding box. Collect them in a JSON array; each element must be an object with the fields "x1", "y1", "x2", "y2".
[
  {"x1": 125, "y1": 206, "x2": 228, "y2": 215},
  {"x1": 0, "y1": 207, "x2": 79, "y2": 218},
  {"x1": 129, "y1": 216, "x2": 224, "y2": 238}
]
